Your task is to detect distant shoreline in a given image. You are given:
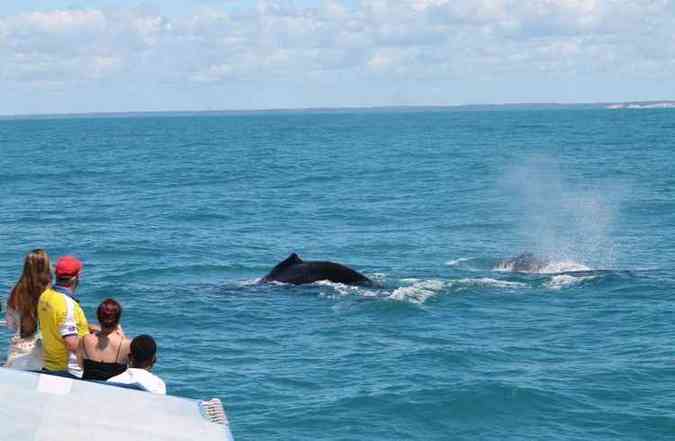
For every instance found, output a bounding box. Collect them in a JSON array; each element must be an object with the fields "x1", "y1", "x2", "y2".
[{"x1": 2, "y1": 101, "x2": 674, "y2": 121}]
